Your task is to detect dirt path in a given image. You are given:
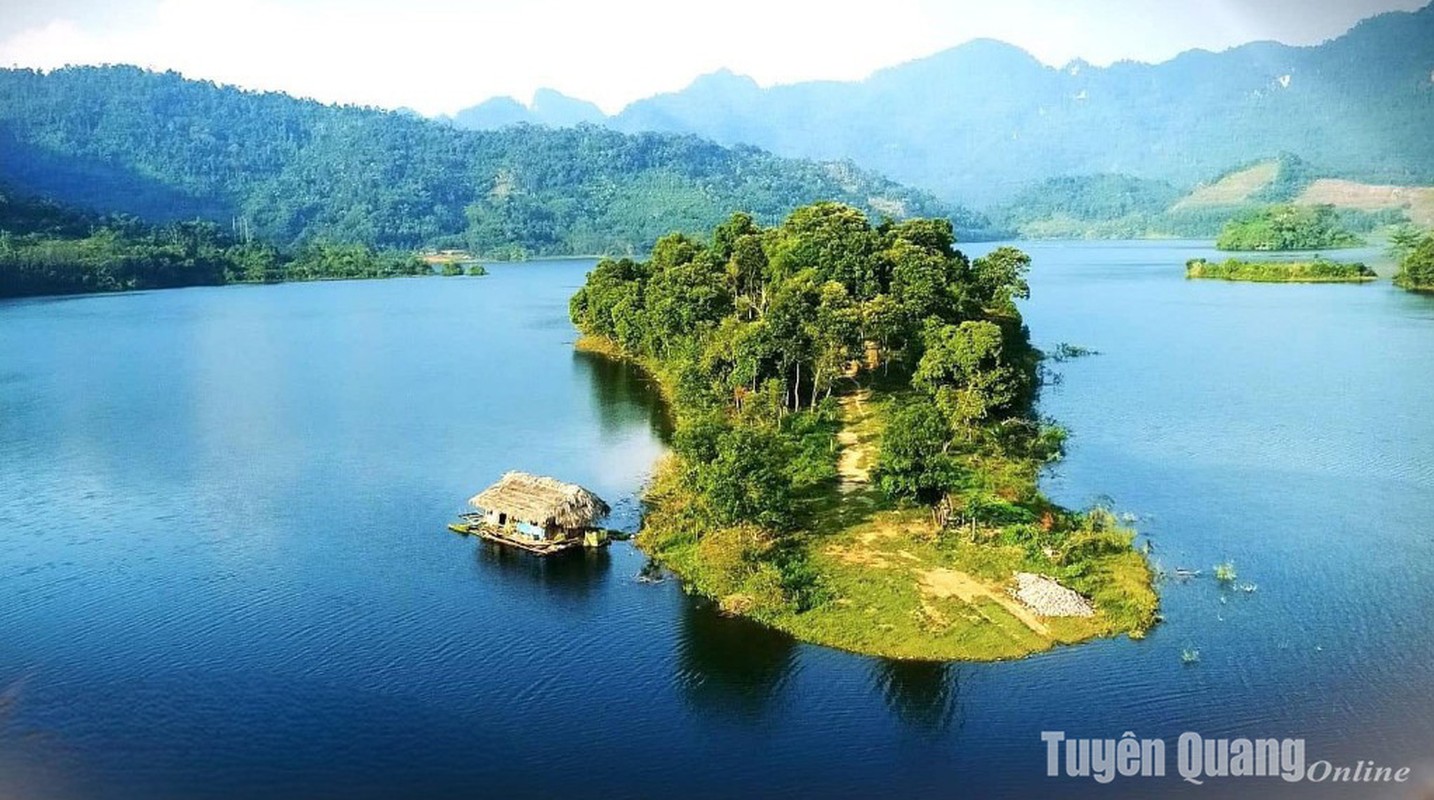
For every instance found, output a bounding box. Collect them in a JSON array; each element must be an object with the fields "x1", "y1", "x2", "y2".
[
  {"x1": 917, "y1": 567, "x2": 1051, "y2": 637},
  {"x1": 836, "y1": 390, "x2": 873, "y2": 493}
]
